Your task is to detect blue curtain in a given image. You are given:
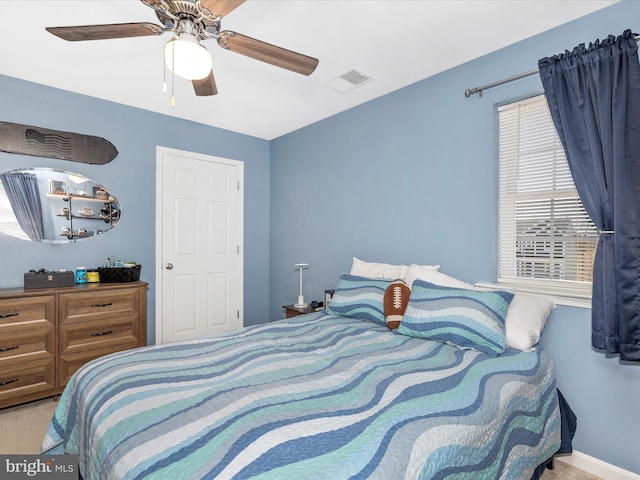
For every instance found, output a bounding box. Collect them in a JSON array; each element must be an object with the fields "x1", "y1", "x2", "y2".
[
  {"x1": 538, "y1": 29, "x2": 640, "y2": 361},
  {"x1": 0, "y1": 172, "x2": 45, "y2": 241}
]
